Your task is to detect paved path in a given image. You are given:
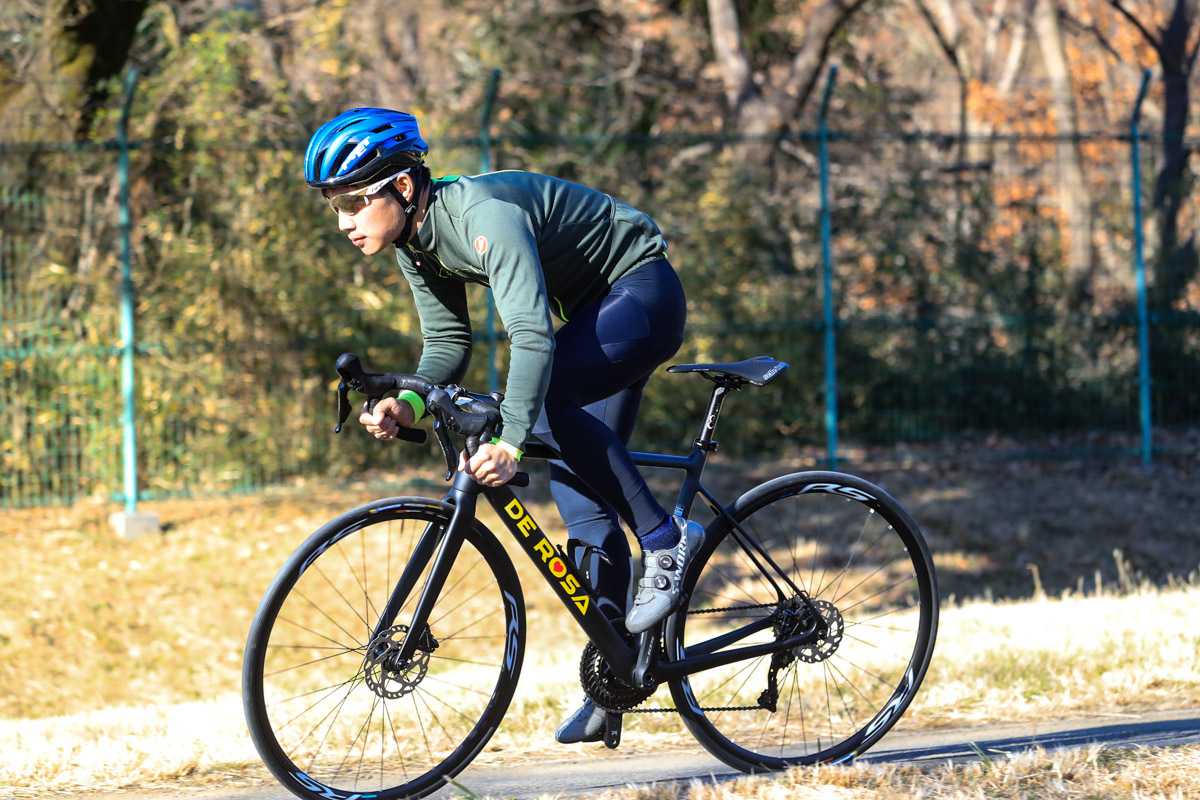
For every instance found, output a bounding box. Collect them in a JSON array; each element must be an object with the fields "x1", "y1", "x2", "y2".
[{"x1": 48, "y1": 708, "x2": 1200, "y2": 800}]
